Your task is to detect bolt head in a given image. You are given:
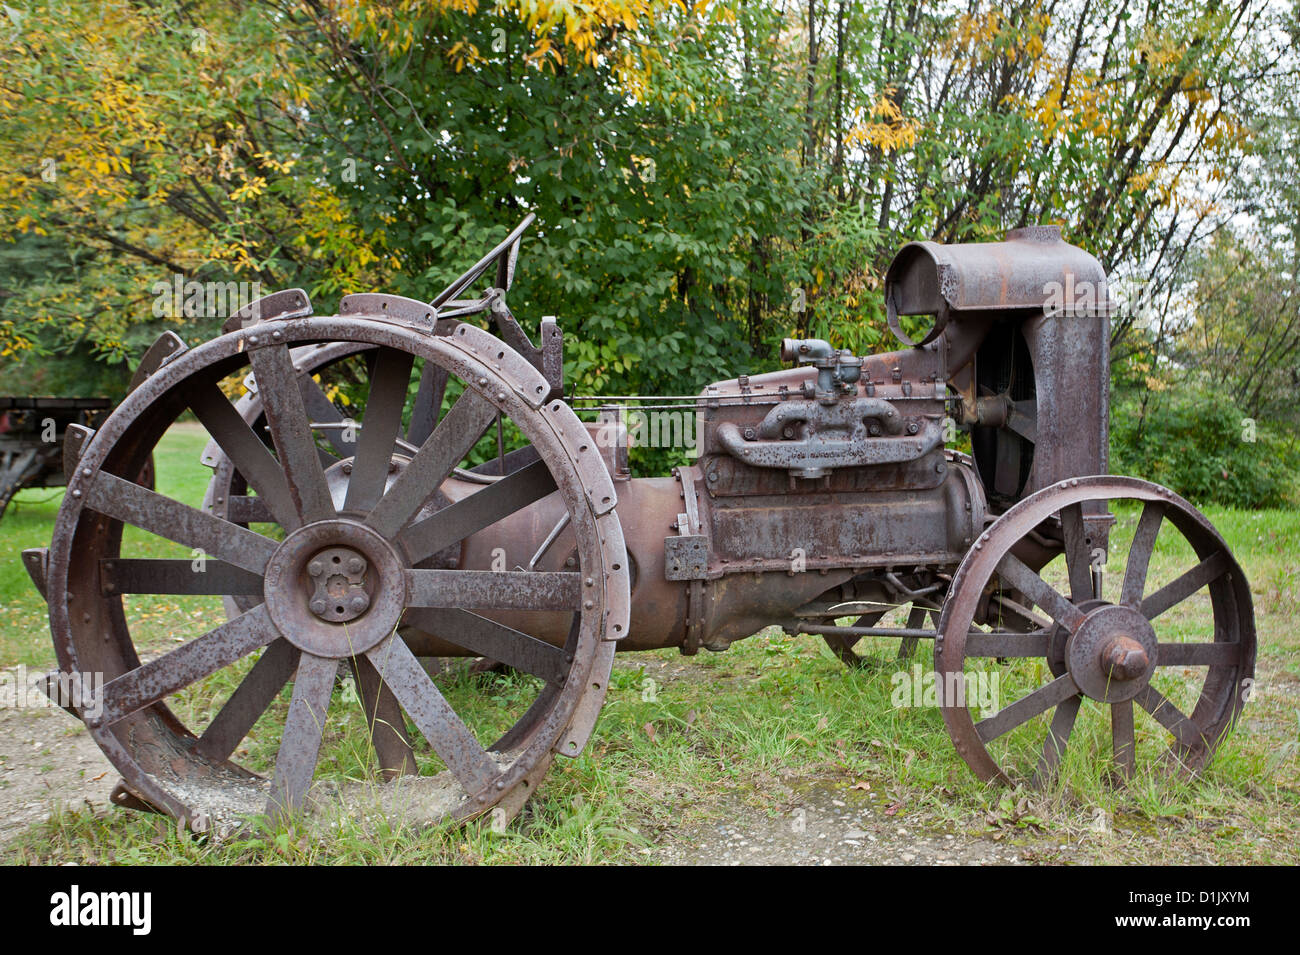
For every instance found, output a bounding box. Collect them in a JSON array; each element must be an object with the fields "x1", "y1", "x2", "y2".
[
  {"x1": 1101, "y1": 637, "x2": 1149, "y2": 681},
  {"x1": 349, "y1": 594, "x2": 369, "y2": 613},
  {"x1": 308, "y1": 561, "x2": 324, "y2": 577},
  {"x1": 346, "y1": 557, "x2": 365, "y2": 575},
  {"x1": 310, "y1": 599, "x2": 327, "y2": 615}
]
